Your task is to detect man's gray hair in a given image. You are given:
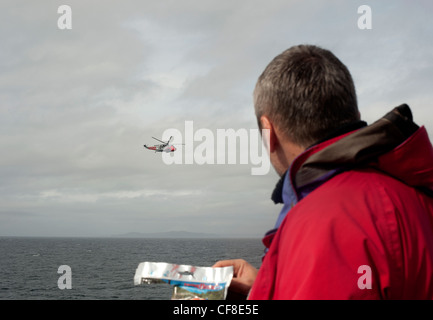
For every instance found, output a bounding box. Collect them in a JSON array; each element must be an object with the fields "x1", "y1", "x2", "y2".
[{"x1": 254, "y1": 45, "x2": 359, "y2": 148}]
